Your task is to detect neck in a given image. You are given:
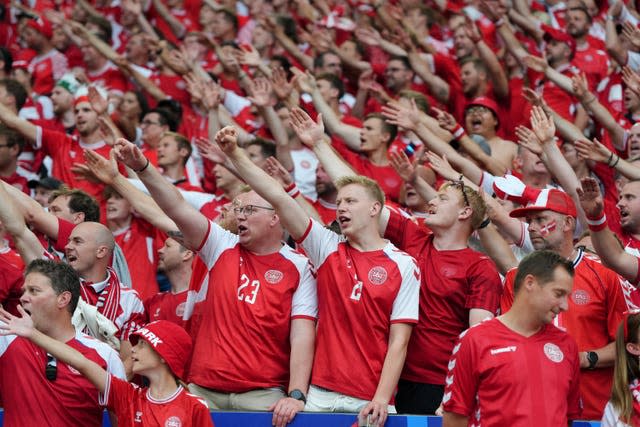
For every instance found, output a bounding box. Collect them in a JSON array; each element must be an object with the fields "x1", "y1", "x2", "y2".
[
  {"x1": 146, "y1": 369, "x2": 181, "y2": 400},
  {"x1": 0, "y1": 161, "x2": 17, "y2": 177},
  {"x1": 223, "y1": 185, "x2": 243, "y2": 201},
  {"x1": 498, "y1": 309, "x2": 542, "y2": 337},
  {"x1": 166, "y1": 265, "x2": 191, "y2": 293},
  {"x1": 346, "y1": 227, "x2": 386, "y2": 251},
  {"x1": 573, "y1": 162, "x2": 590, "y2": 179},
  {"x1": 431, "y1": 226, "x2": 471, "y2": 250},
  {"x1": 81, "y1": 266, "x2": 109, "y2": 284},
  {"x1": 43, "y1": 319, "x2": 77, "y2": 342},
  {"x1": 60, "y1": 109, "x2": 75, "y2": 128},
  {"x1": 161, "y1": 164, "x2": 185, "y2": 180},
  {"x1": 319, "y1": 191, "x2": 337, "y2": 204},
  {"x1": 366, "y1": 147, "x2": 389, "y2": 165},
  {"x1": 108, "y1": 216, "x2": 132, "y2": 232},
  {"x1": 80, "y1": 130, "x2": 103, "y2": 145}
]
